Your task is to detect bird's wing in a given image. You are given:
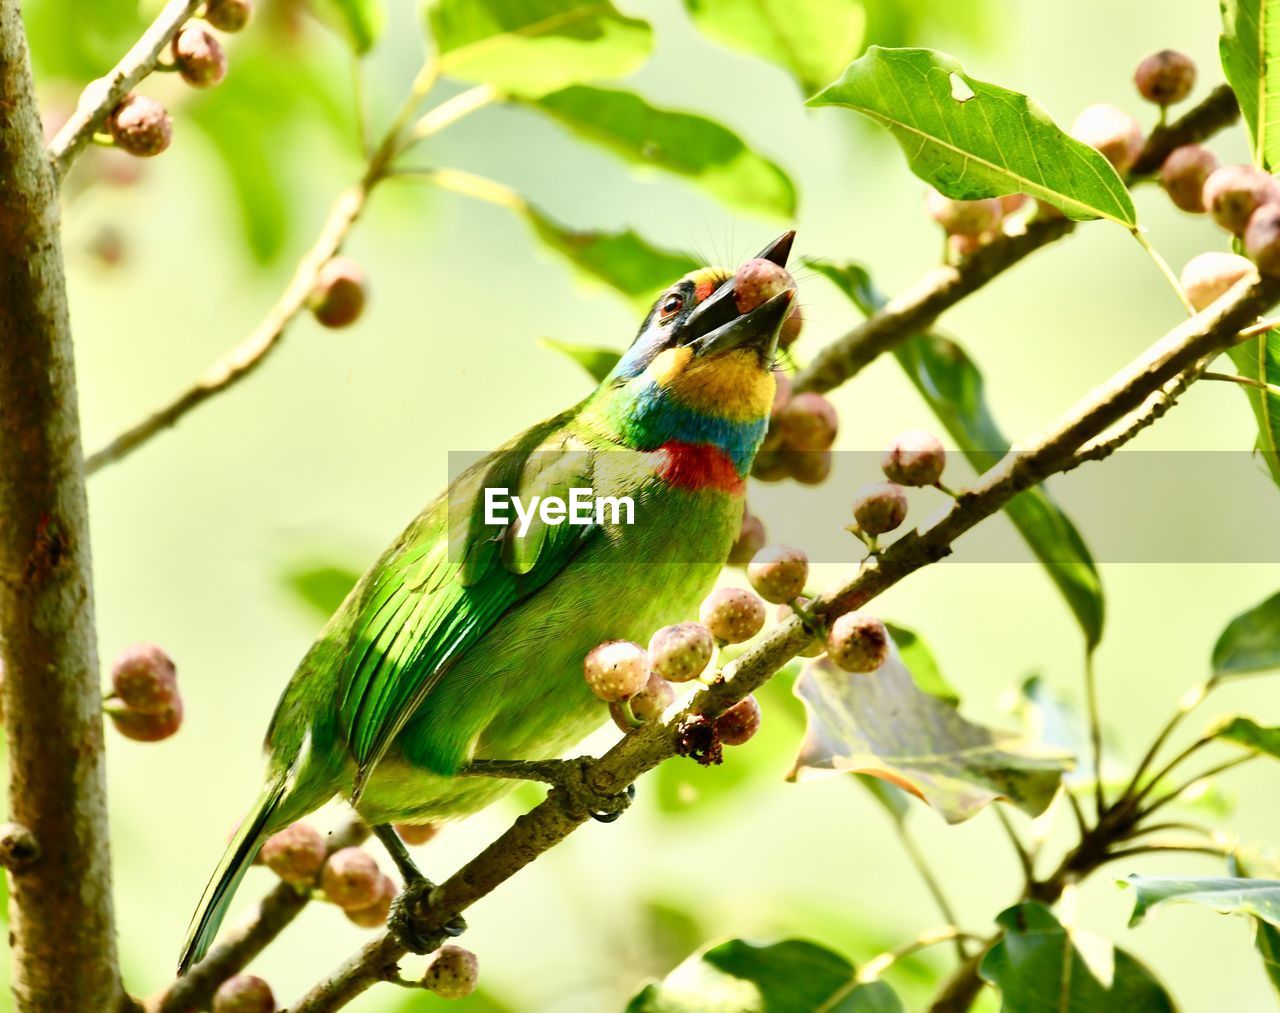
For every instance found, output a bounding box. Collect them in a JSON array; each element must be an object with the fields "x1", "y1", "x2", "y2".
[{"x1": 341, "y1": 412, "x2": 604, "y2": 796}]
